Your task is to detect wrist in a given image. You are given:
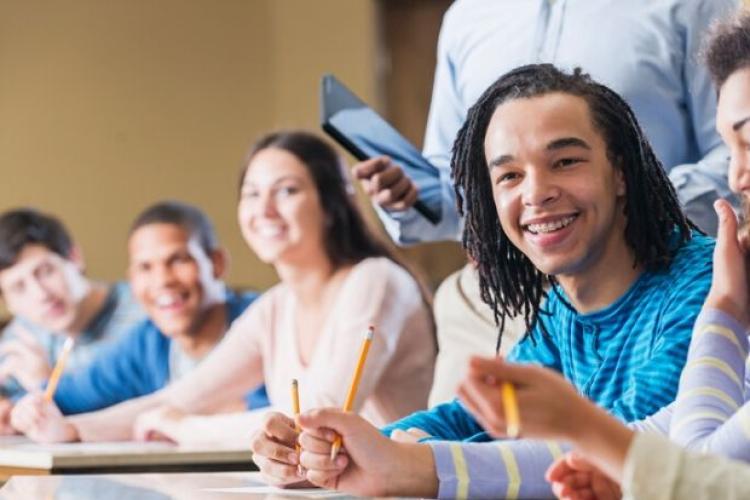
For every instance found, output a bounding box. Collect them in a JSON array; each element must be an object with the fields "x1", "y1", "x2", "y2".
[
  {"x1": 704, "y1": 294, "x2": 749, "y2": 327},
  {"x1": 65, "y1": 422, "x2": 81, "y2": 442},
  {"x1": 570, "y1": 404, "x2": 633, "y2": 483},
  {"x1": 386, "y1": 442, "x2": 438, "y2": 498}
]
